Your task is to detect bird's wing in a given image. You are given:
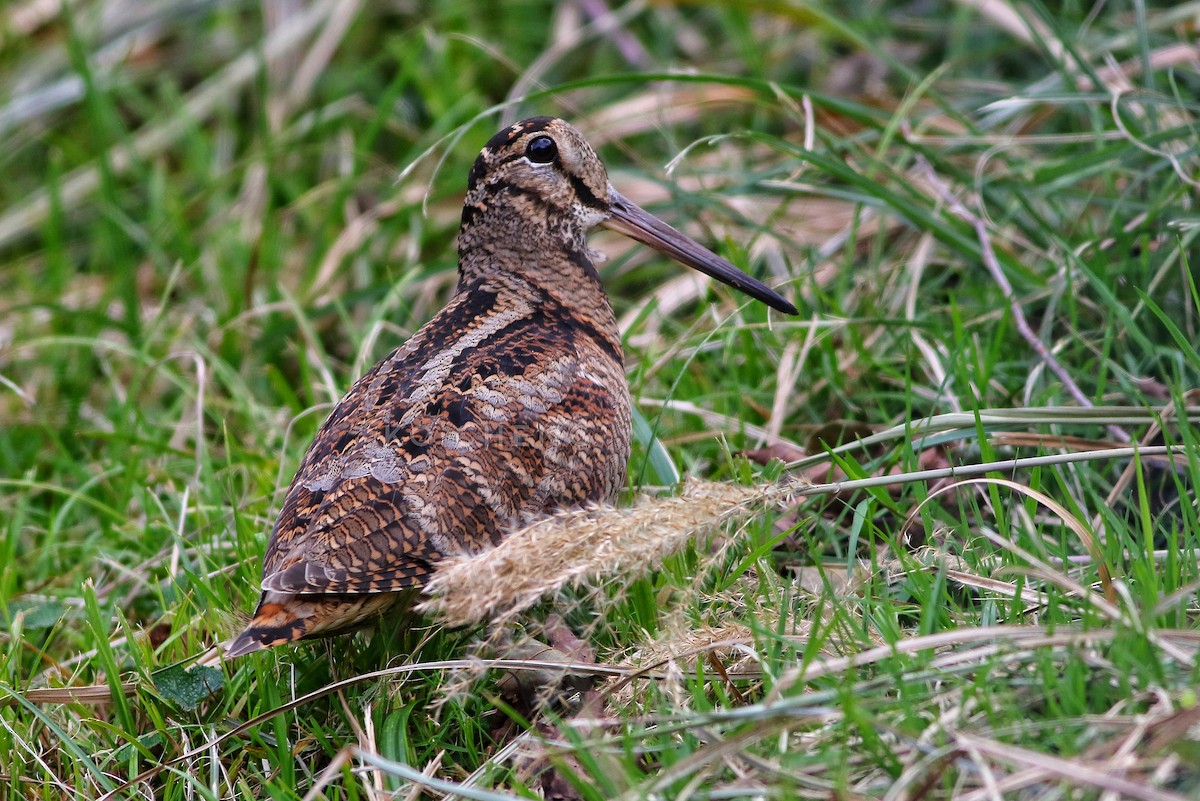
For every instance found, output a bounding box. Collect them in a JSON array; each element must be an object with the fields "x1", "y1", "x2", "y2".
[{"x1": 259, "y1": 285, "x2": 630, "y2": 595}]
